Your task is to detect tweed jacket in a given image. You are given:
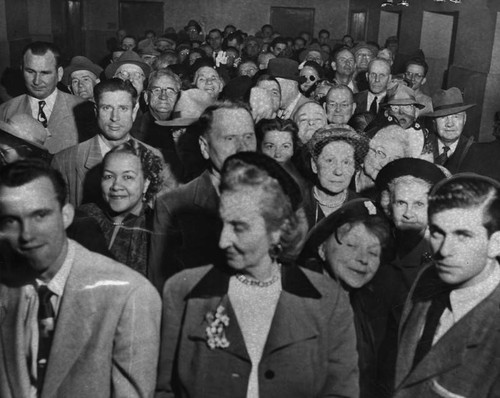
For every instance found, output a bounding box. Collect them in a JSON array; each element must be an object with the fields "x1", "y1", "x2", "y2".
[
  {"x1": 148, "y1": 170, "x2": 224, "y2": 291},
  {"x1": 0, "y1": 90, "x2": 95, "y2": 153},
  {"x1": 0, "y1": 240, "x2": 161, "y2": 398},
  {"x1": 156, "y1": 264, "x2": 359, "y2": 398},
  {"x1": 393, "y1": 264, "x2": 500, "y2": 397}
]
